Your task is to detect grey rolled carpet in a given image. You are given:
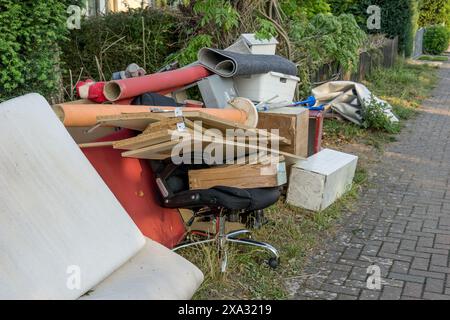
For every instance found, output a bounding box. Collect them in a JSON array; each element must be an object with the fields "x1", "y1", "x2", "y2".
[{"x1": 198, "y1": 48, "x2": 298, "y2": 77}]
